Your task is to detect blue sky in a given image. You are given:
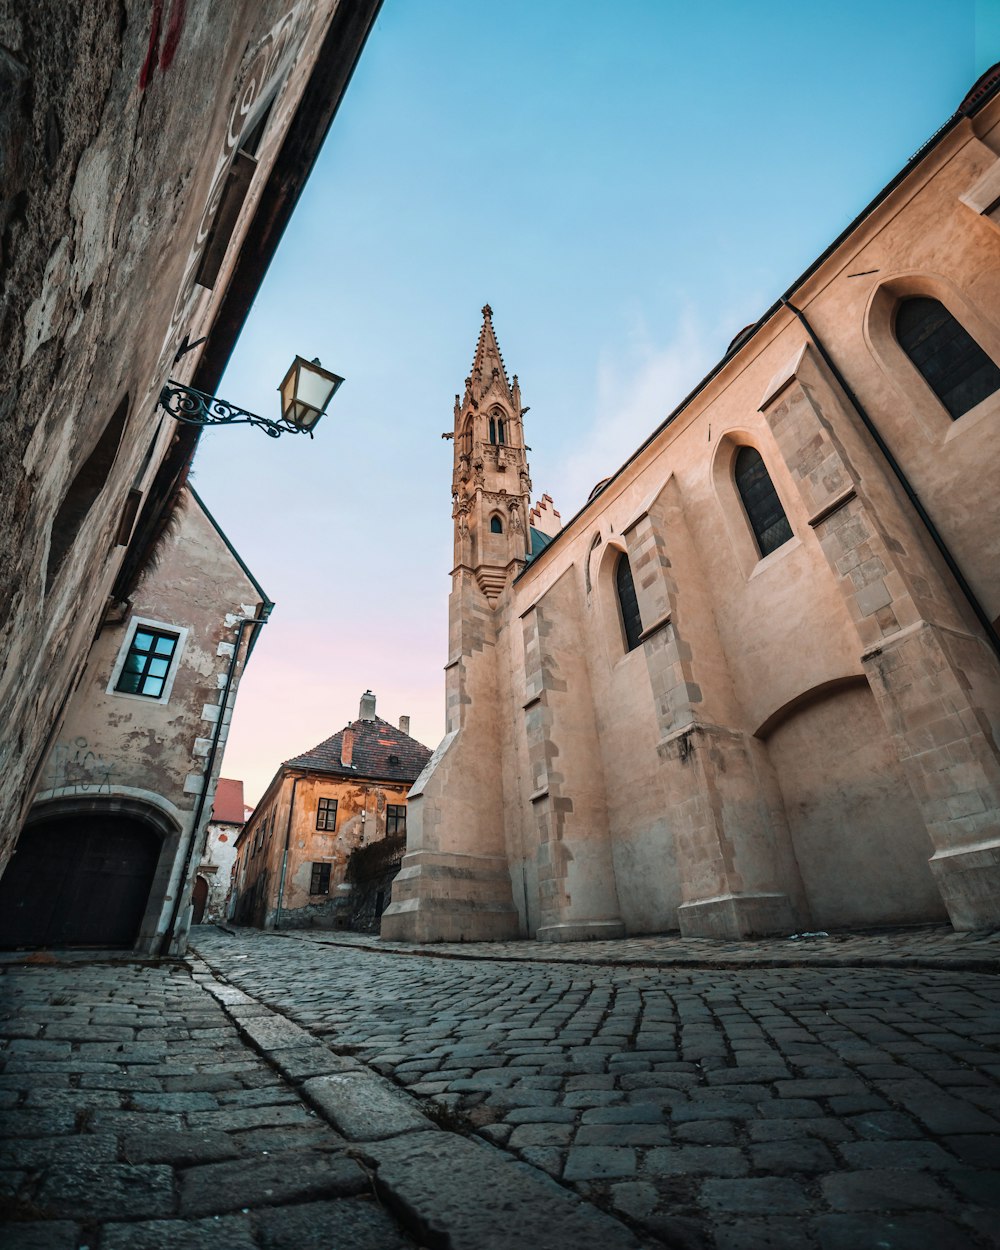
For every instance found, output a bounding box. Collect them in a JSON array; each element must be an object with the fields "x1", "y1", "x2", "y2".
[{"x1": 192, "y1": 1, "x2": 988, "y2": 803}]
